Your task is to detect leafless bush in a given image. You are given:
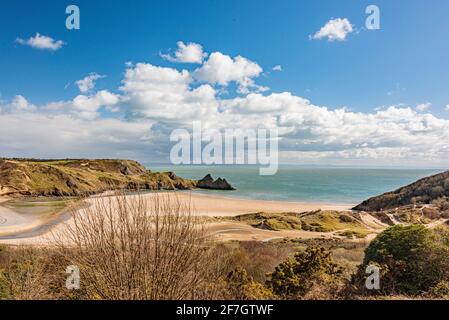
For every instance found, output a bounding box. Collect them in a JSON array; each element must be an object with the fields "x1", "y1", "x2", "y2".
[{"x1": 54, "y1": 192, "x2": 211, "y2": 300}]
